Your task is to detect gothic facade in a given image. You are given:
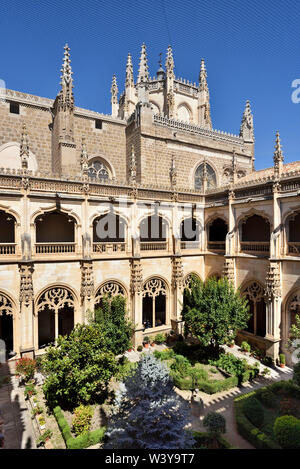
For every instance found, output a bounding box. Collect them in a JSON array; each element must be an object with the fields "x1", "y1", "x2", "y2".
[{"x1": 0, "y1": 43, "x2": 299, "y2": 363}]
